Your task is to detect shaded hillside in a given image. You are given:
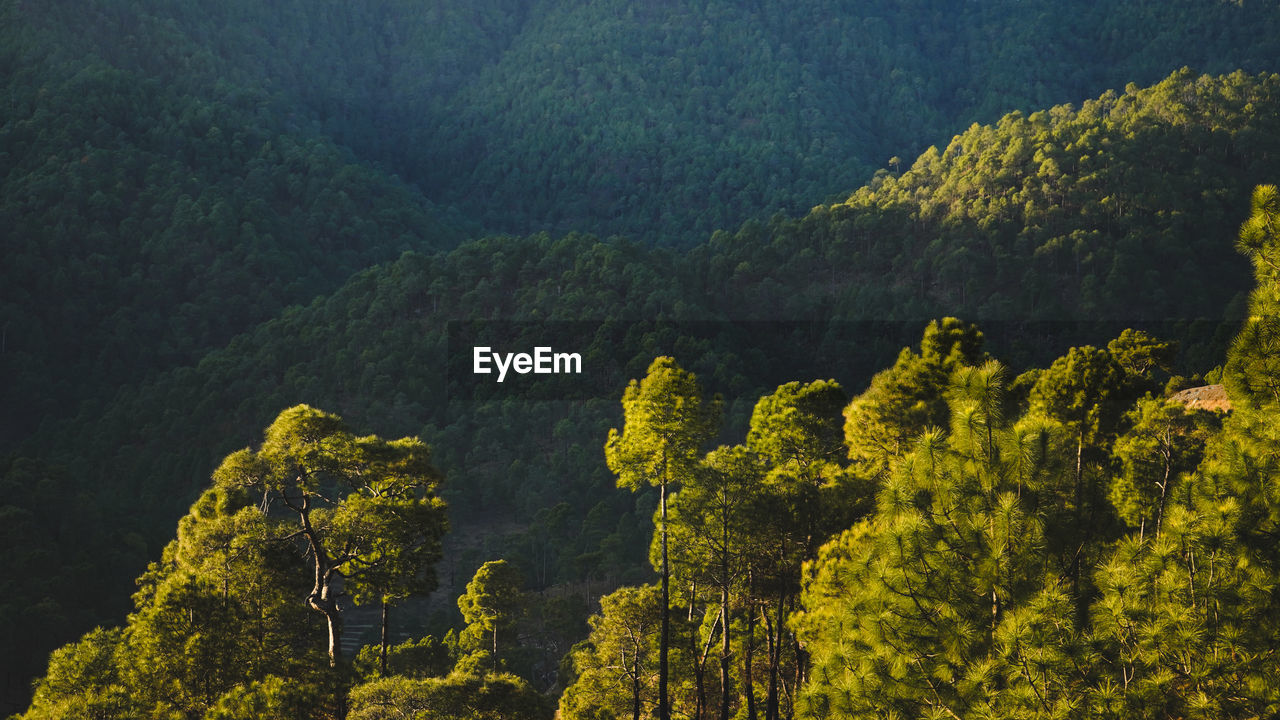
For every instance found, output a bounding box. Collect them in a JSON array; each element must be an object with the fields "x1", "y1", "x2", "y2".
[
  {"x1": 38, "y1": 68, "x2": 1279, "y2": 538},
  {"x1": 0, "y1": 0, "x2": 466, "y2": 442}
]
